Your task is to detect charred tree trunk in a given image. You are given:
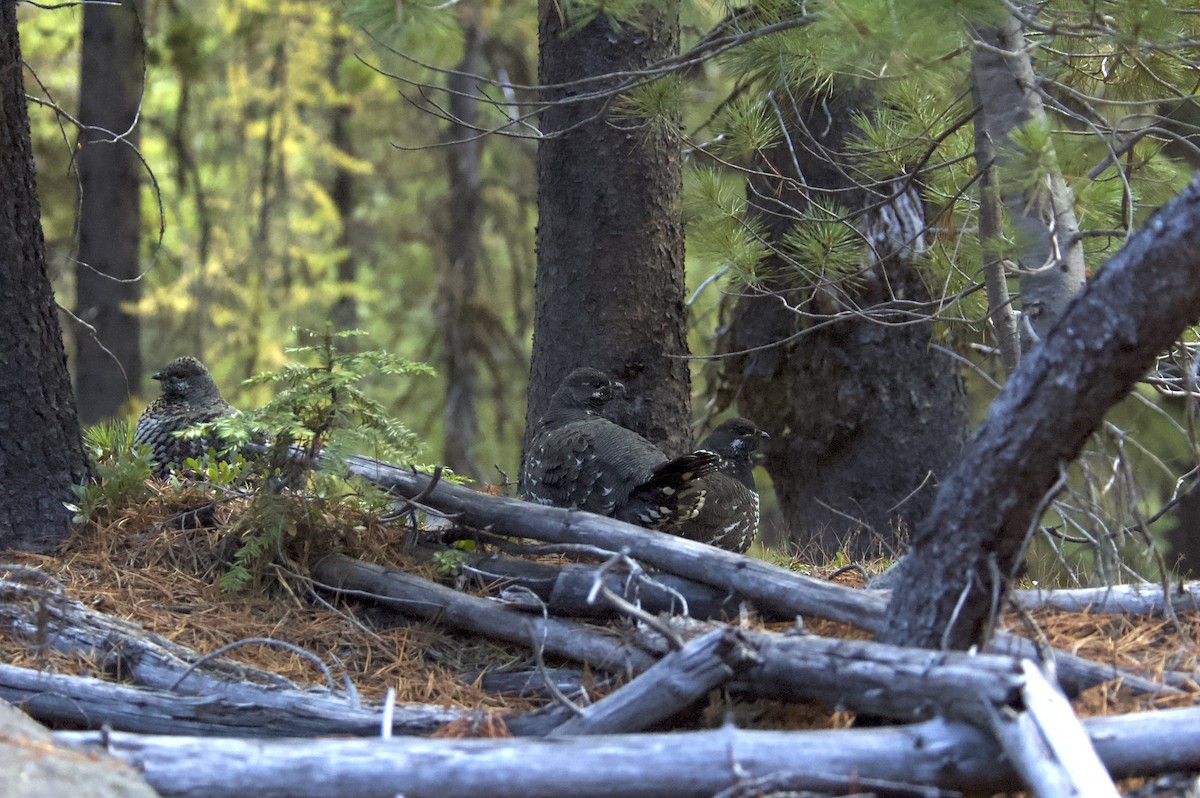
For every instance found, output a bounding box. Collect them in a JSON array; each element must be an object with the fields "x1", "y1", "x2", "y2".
[
  {"x1": 524, "y1": 2, "x2": 691, "y2": 461},
  {"x1": 722, "y1": 91, "x2": 967, "y2": 559},
  {"x1": 879, "y1": 177, "x2": 1200, "y2": 651},
  {"x1": 72, "y1": 0, "x2": 143, "y2": 423},
  {"x1": 439, "y1": 8, "x2": 485, "y2": 480},
  {"x1": 0, "y1": 3, "x2": 90, "y2": 547}
]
